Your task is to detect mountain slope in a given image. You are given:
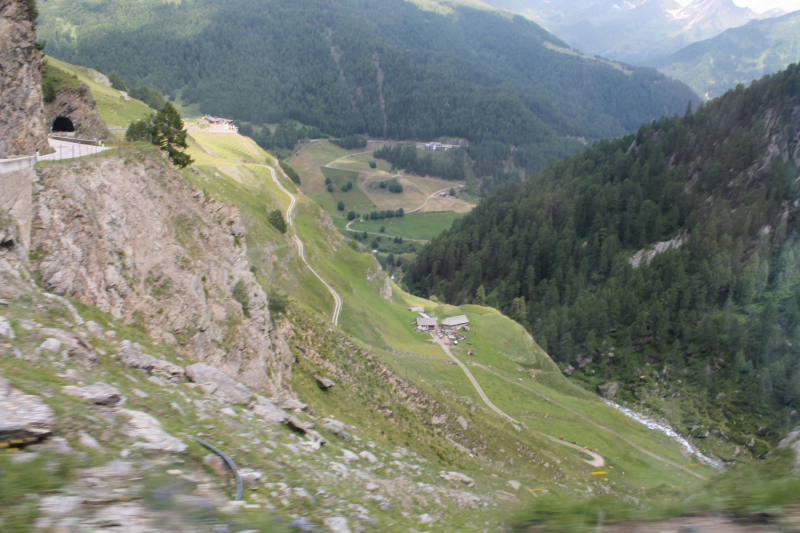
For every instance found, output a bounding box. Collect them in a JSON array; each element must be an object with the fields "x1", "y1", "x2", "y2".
[
  {"x1": 406, "y1": 64, "x2": 800, "y2": 455},
  {"x1": 482, "y1": 0, "x2": 778, "y2": 63},
  {"x1": 37, "y1": 0, "x2": 696, "y2": 188},
  {"x1": 649, "y1": 10, "x2": 800, "y2": 99}
]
